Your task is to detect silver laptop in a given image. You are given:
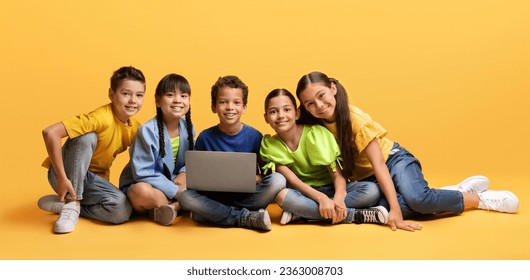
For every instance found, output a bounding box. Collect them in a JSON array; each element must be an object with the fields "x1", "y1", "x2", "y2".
[{"x1": 185, "y1": 150, "x2": 257, "y2": 193}]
